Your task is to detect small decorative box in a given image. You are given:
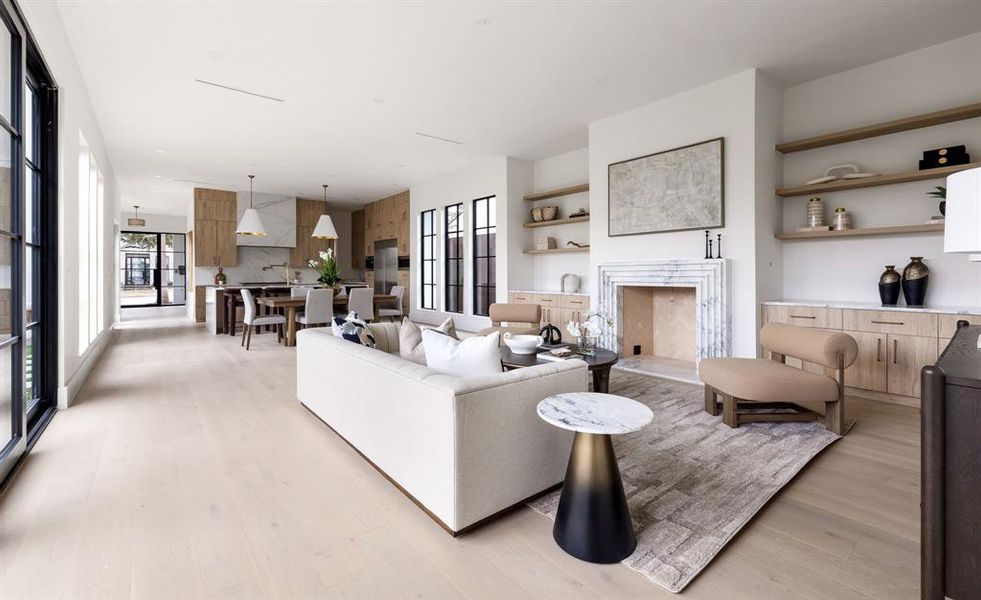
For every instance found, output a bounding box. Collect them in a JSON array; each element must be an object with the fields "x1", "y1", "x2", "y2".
[
  {"x1": 535, "y1": 237, "x2": 557, "y2": 250},
  {"x1": 920, "y1": 145, "x2": 970, "y2": 169}
]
